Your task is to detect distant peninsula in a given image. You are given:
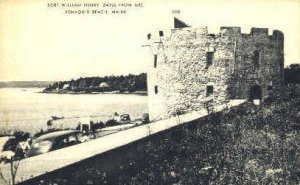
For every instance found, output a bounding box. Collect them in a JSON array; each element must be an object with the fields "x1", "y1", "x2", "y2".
[
  {"x1": 0, "y1": 81, "x2": 53, "y2": 88},
  {"x1": 43, "y1": 73, "x2": 147, "y2": 95}
]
